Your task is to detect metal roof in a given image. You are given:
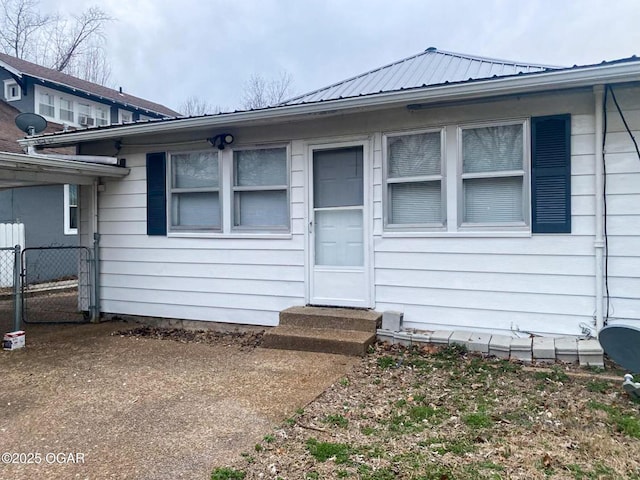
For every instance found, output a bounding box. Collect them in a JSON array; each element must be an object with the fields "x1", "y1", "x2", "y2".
[
  {"x1": 0, "y1": 52, "x2": 180, "y2": 117},
  {"x1": 280, "y1": 47, "x2": 561, "y2": 106}
]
